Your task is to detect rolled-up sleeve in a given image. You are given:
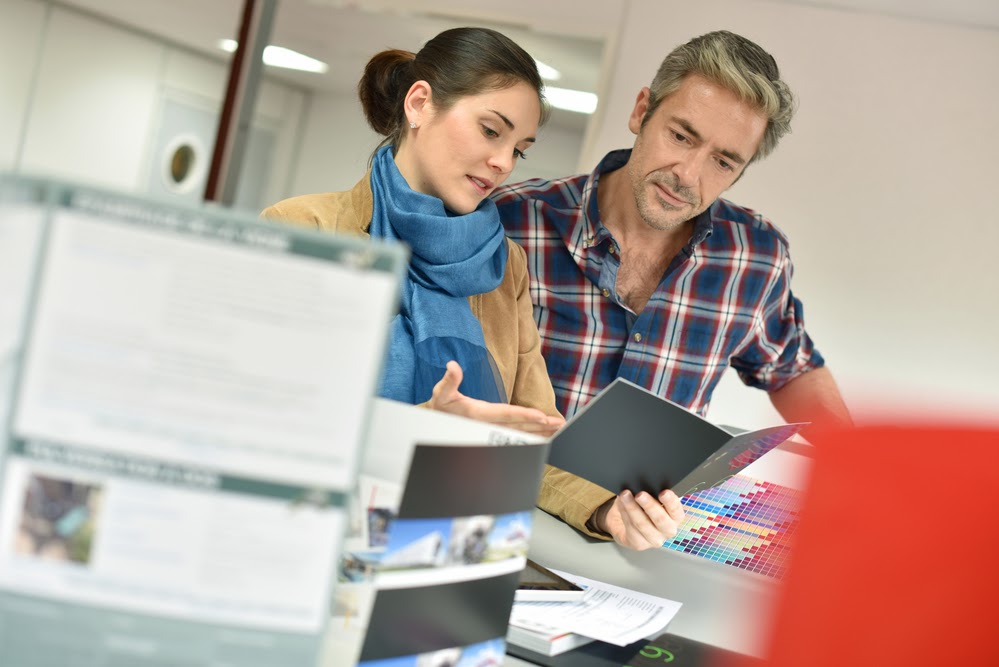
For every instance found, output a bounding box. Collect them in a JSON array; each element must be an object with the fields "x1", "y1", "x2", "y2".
[{"x1": 731, "y1": 248, "x2": 825, "y2": 392}]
